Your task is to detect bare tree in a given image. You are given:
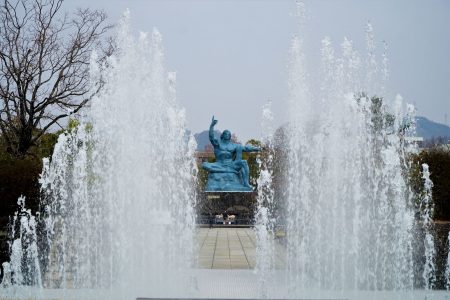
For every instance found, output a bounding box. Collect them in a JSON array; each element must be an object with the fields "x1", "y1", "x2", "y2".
[{"x1": 0, "y1": 0, "x2": 112, "y2": 157}]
